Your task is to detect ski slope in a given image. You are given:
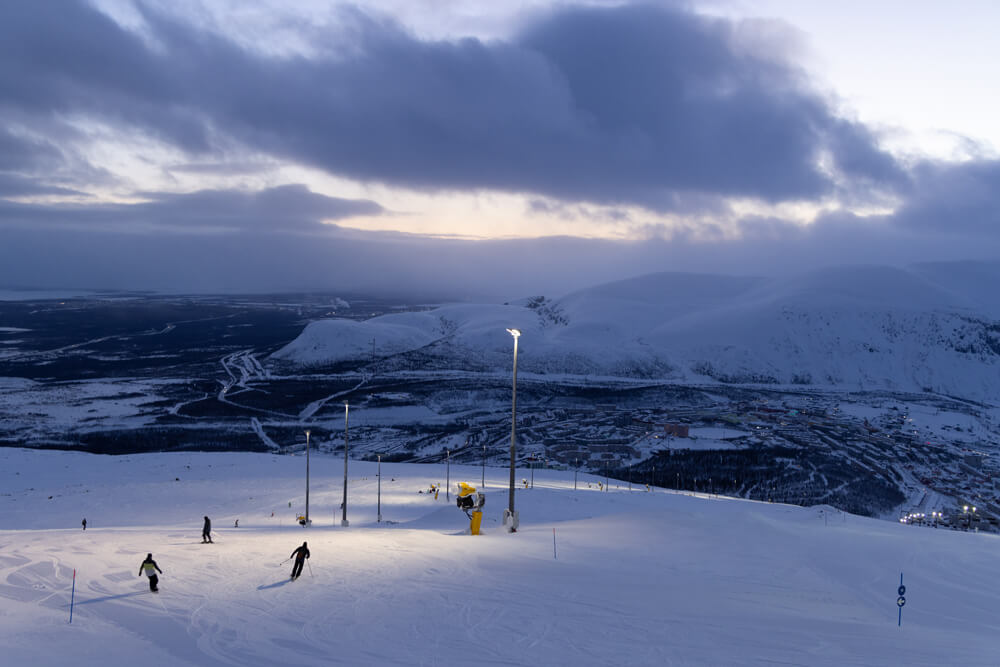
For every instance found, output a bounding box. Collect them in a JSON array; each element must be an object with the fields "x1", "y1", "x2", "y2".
[{"x1": 1, "y1": 447, "x2": 998, "y2": 666}]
